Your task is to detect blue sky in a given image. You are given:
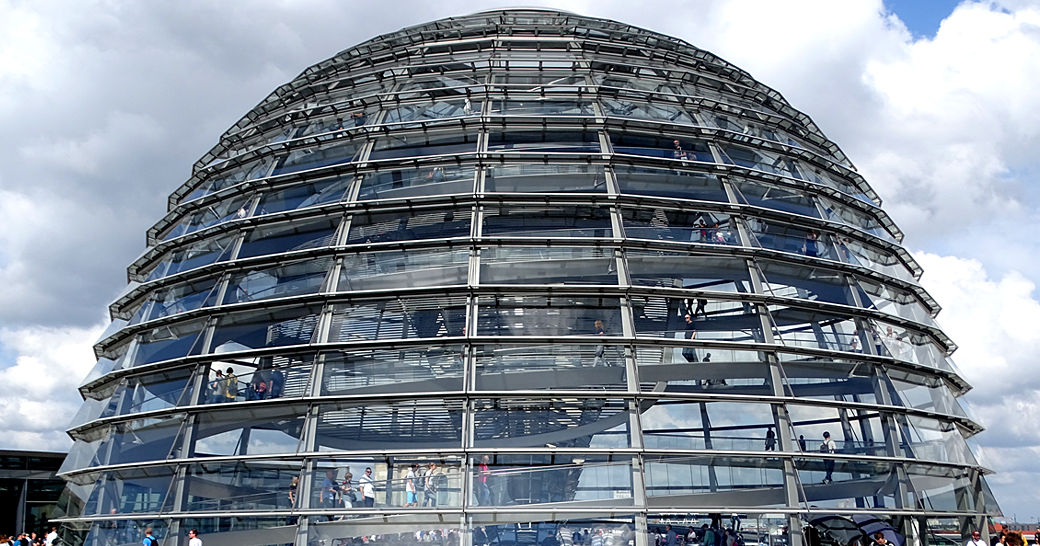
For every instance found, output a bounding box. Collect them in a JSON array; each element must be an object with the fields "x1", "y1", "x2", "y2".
[{"x1": 886, "y1": 0, "x2": 966, "y2": 37}]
